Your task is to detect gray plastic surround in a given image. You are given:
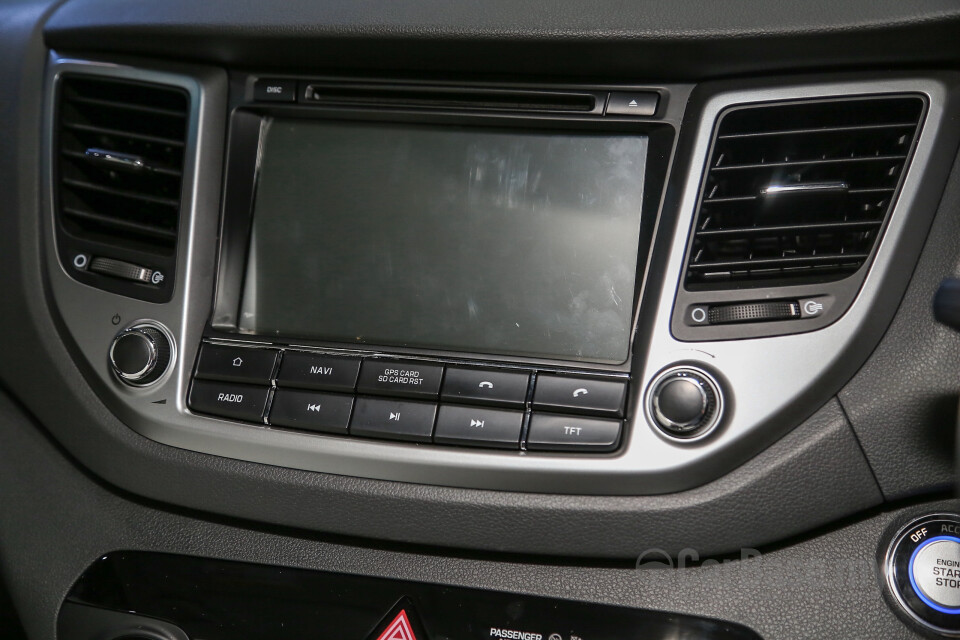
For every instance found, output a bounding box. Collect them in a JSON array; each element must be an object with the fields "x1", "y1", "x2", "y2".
[{"x1": 42, "y1": 53, "x2": 952, "y2": 495}]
